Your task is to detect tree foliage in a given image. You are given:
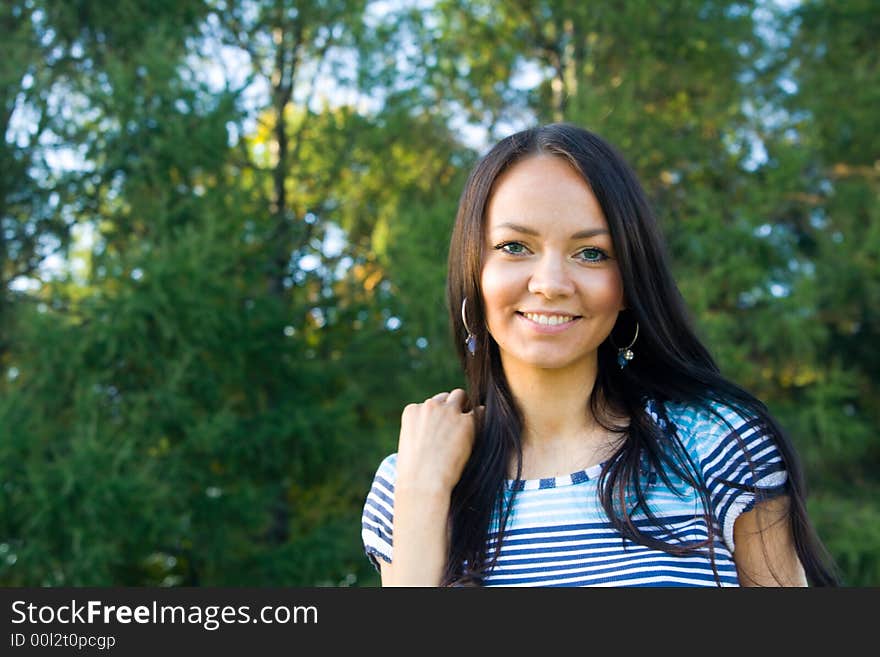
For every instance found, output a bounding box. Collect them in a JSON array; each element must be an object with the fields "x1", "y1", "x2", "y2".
[{"x1": 1, "y1": 0, "x2": 876, "y2": 586}]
